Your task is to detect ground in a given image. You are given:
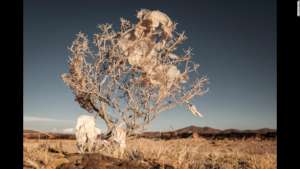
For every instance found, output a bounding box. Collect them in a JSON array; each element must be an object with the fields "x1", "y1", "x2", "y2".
[{"x1": 23, "y1": 137, "x2": 276, "y2": 169}]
